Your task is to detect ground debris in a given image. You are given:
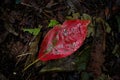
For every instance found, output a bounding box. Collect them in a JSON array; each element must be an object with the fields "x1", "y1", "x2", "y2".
[{"x1": 87, "y1": 18, "x2": 106, "y2": 78}]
